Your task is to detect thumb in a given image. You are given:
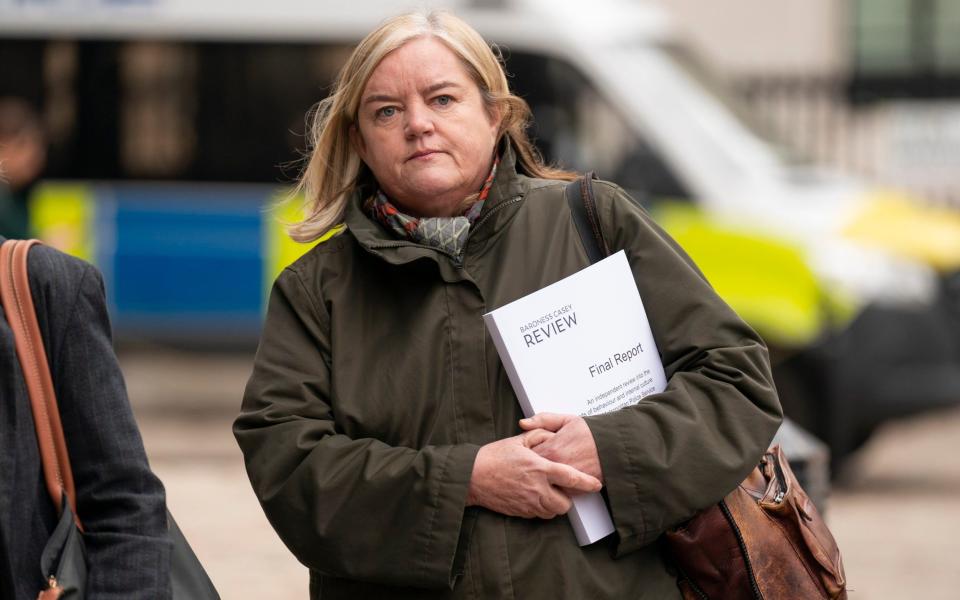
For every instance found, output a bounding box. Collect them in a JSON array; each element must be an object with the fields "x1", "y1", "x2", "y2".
[{"x1": 519, "y1": 412, "x2": 572, "y2": 432}]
